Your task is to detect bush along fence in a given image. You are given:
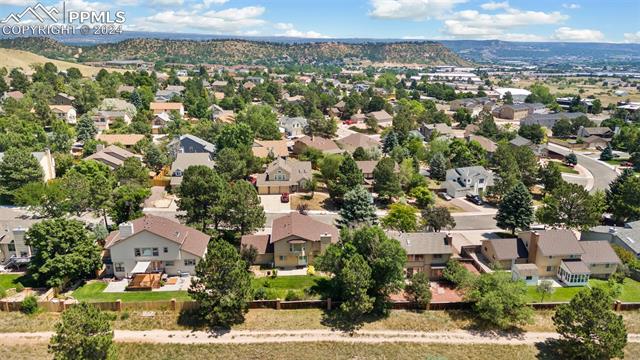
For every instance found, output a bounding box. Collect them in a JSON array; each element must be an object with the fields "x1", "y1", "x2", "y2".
[{"x1": 1, "y1": 293, "x2": 639, "y2": 313}]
